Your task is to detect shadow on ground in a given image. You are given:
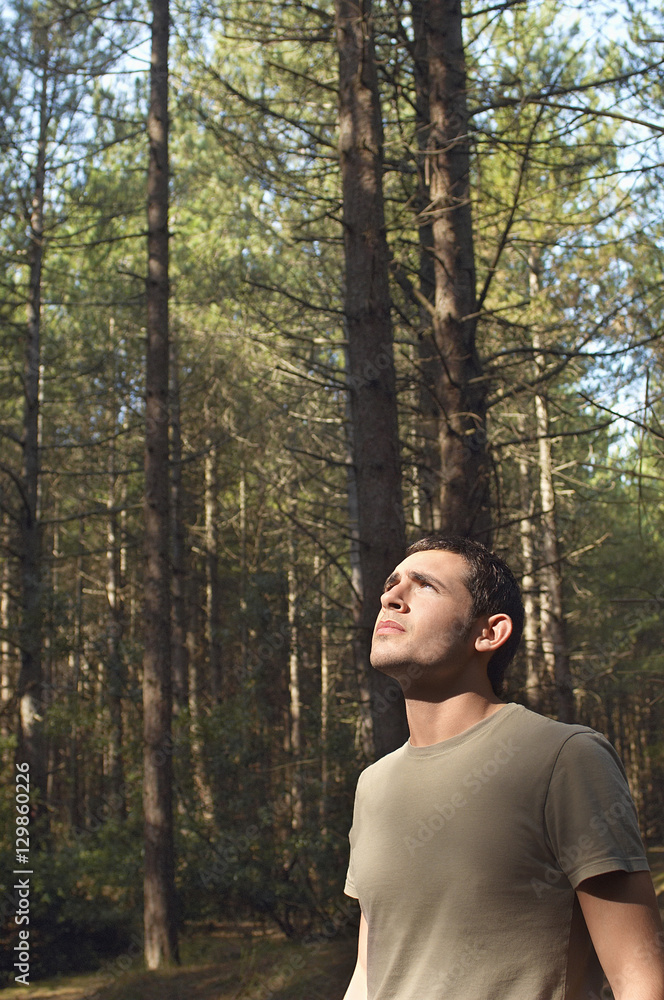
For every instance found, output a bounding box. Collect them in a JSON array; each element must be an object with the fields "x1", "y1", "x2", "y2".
[{"x1": 0, "y1": 925, "x2": 357, "y2": 1000}]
